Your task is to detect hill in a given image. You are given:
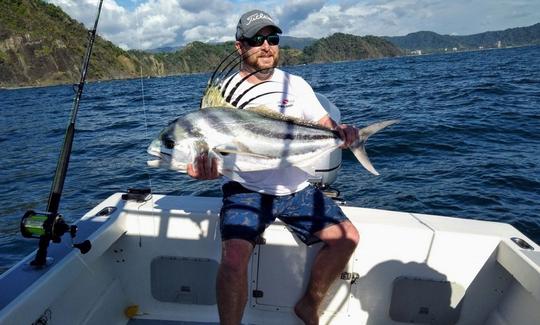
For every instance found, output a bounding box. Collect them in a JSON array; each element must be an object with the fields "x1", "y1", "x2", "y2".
[
  {"x1": 0, "y1": 0, "x2": 145, "y2": 87},
  {"x1": 386, "y1": 23, "x2": 540, "y2": 53},
  {"x1": 0, "y1": 0, "x2": 241, "y2": 87},
  {"x1": 304, "y1": 33, "x2": 402, "y2": 63},
  {"x1": 280, "y1": 36, "x2": 317, "y2": 50}
]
